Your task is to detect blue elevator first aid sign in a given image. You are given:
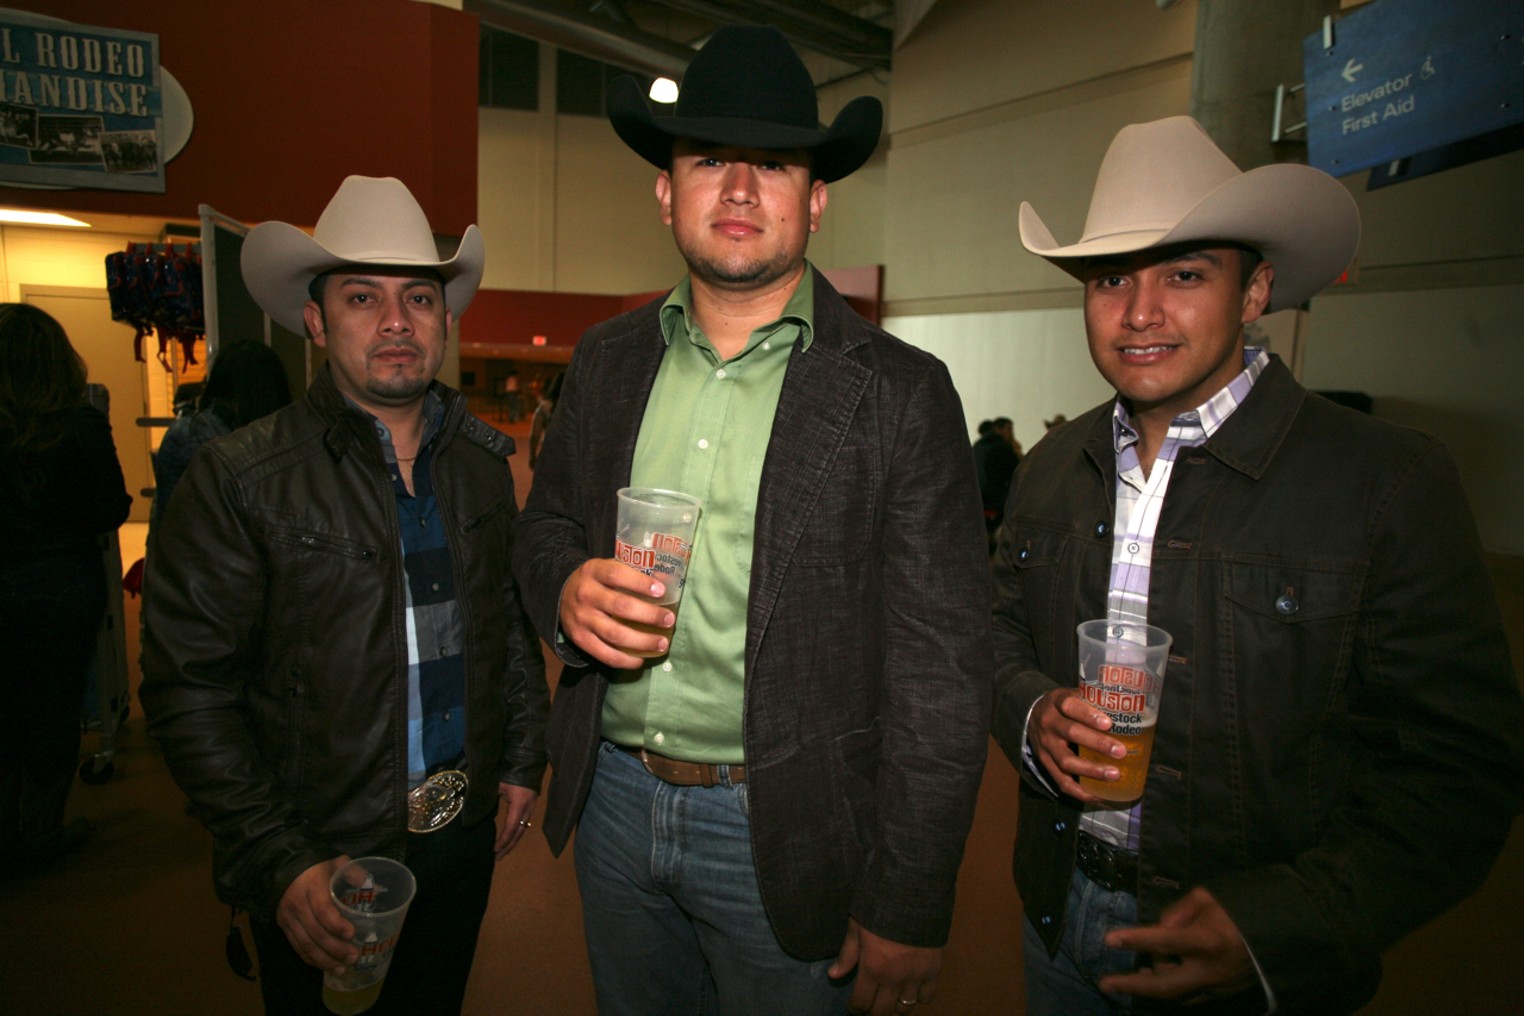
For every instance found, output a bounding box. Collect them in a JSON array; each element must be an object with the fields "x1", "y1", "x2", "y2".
[{"x1": 1302, "y1": 0, "x2": 1523, "y2": 177}]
